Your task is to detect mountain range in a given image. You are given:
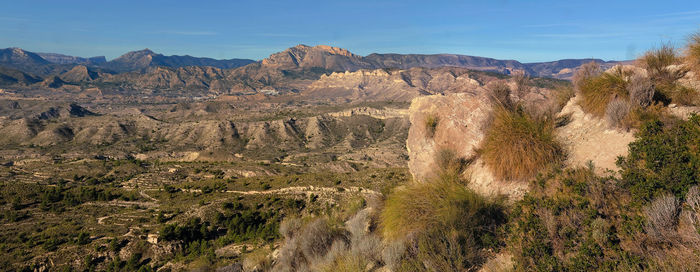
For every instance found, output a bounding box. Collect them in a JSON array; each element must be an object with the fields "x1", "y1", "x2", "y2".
[{"x1": 0, "y1": 45, "x2": 627, "y2": 97}]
